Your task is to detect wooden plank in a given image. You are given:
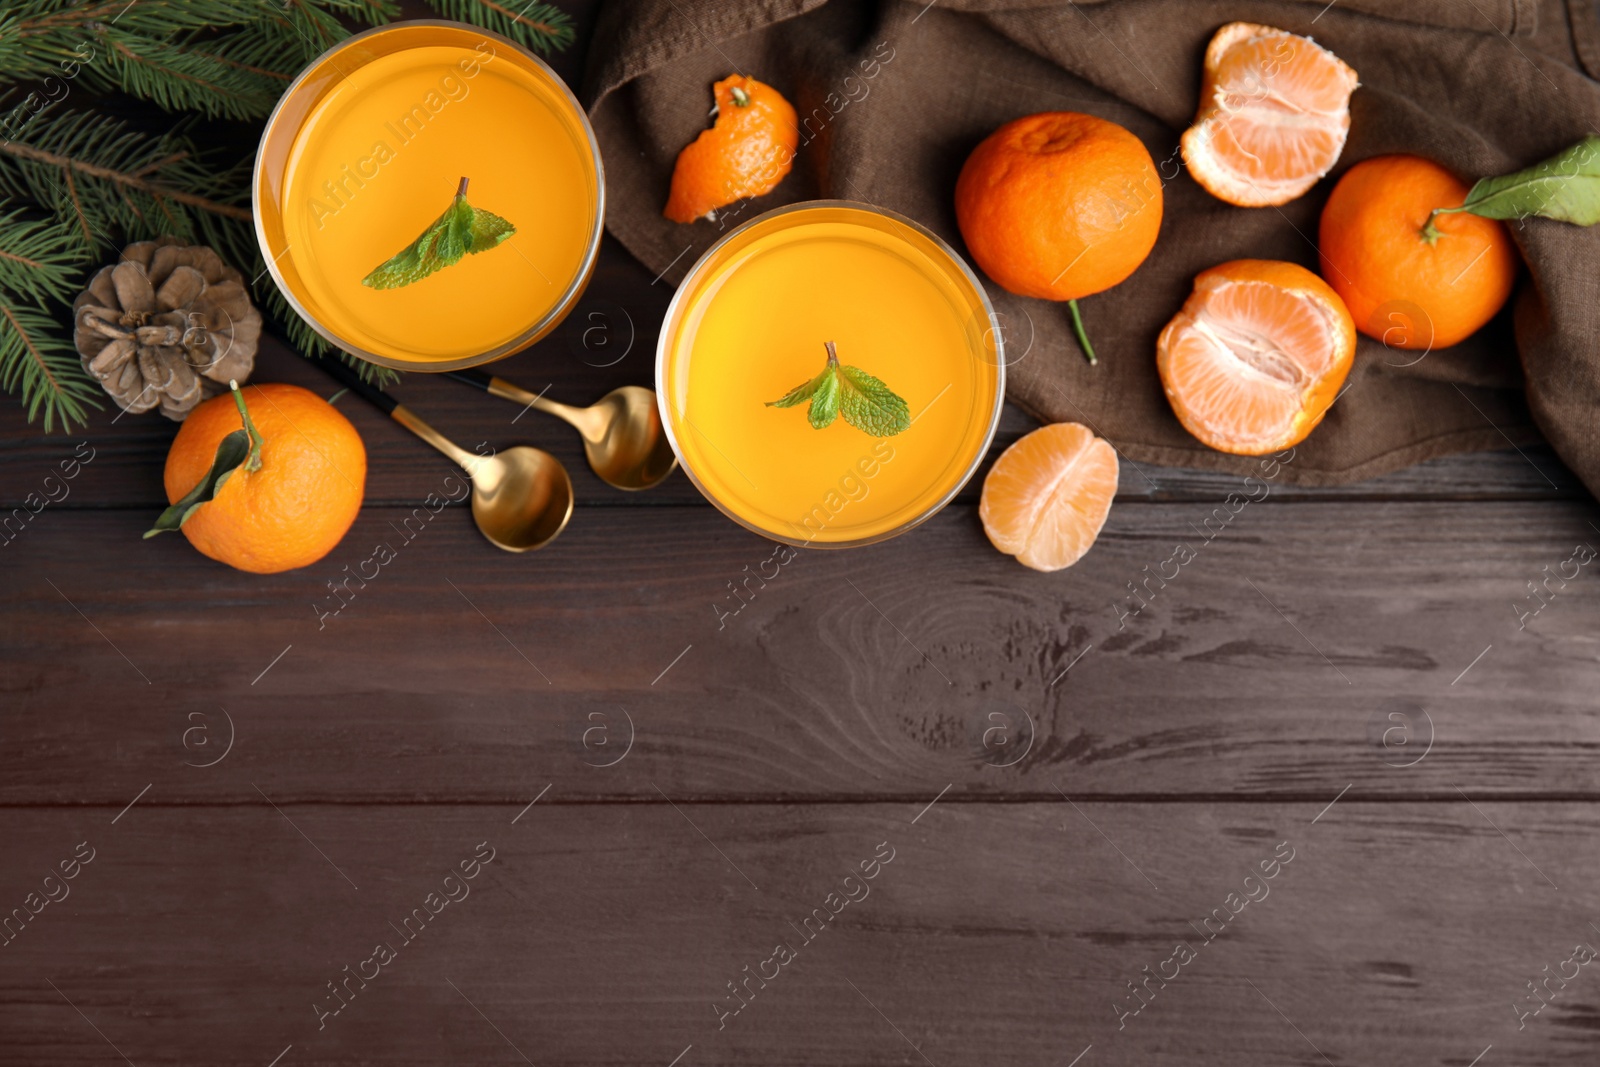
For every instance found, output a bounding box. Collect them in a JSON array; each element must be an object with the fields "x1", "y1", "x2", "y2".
[
  {"x1": 0, "y1": 800, "x2": 1593, "y2": 1066},
  {"x1": 5, "y1": 497, "x2": 1598, "y2": 803}
]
